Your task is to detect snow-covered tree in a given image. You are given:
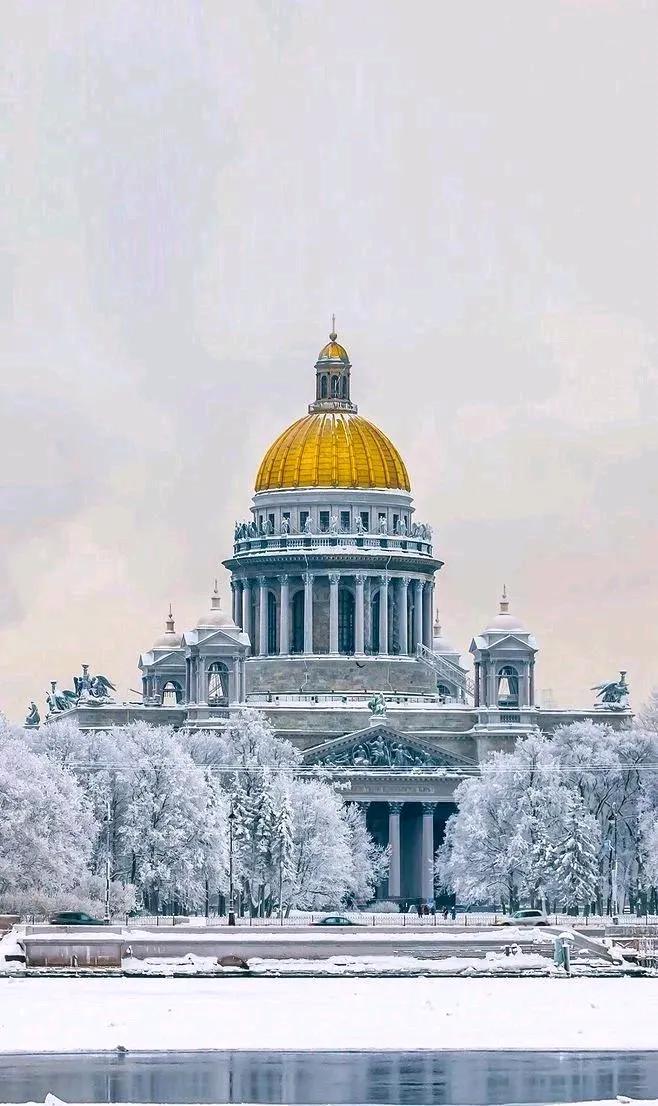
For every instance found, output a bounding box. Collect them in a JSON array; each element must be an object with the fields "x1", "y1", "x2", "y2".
[
  {"x1": 0, "y1": 738, "x2": 96, "y2": 912},
  {"x1": 288, "y1": 779, "x2": 353, "y2": 908},
  {"x1": 342, "y1": 802, "x2": 389, "y2": 905},
  {"x1": 551, "y1": 794, "x2": 601, "y2": 910}
]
